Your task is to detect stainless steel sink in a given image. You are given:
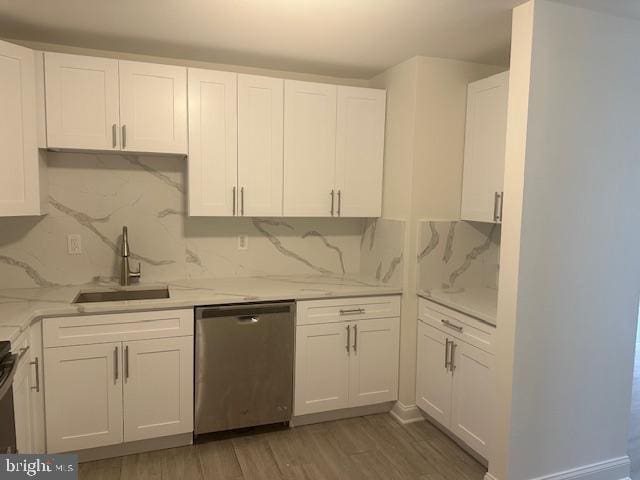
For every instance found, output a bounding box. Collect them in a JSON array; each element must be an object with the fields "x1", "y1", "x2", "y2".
[{"x1": 73, "y1": 287, "x2": 170, "y2": 303}]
